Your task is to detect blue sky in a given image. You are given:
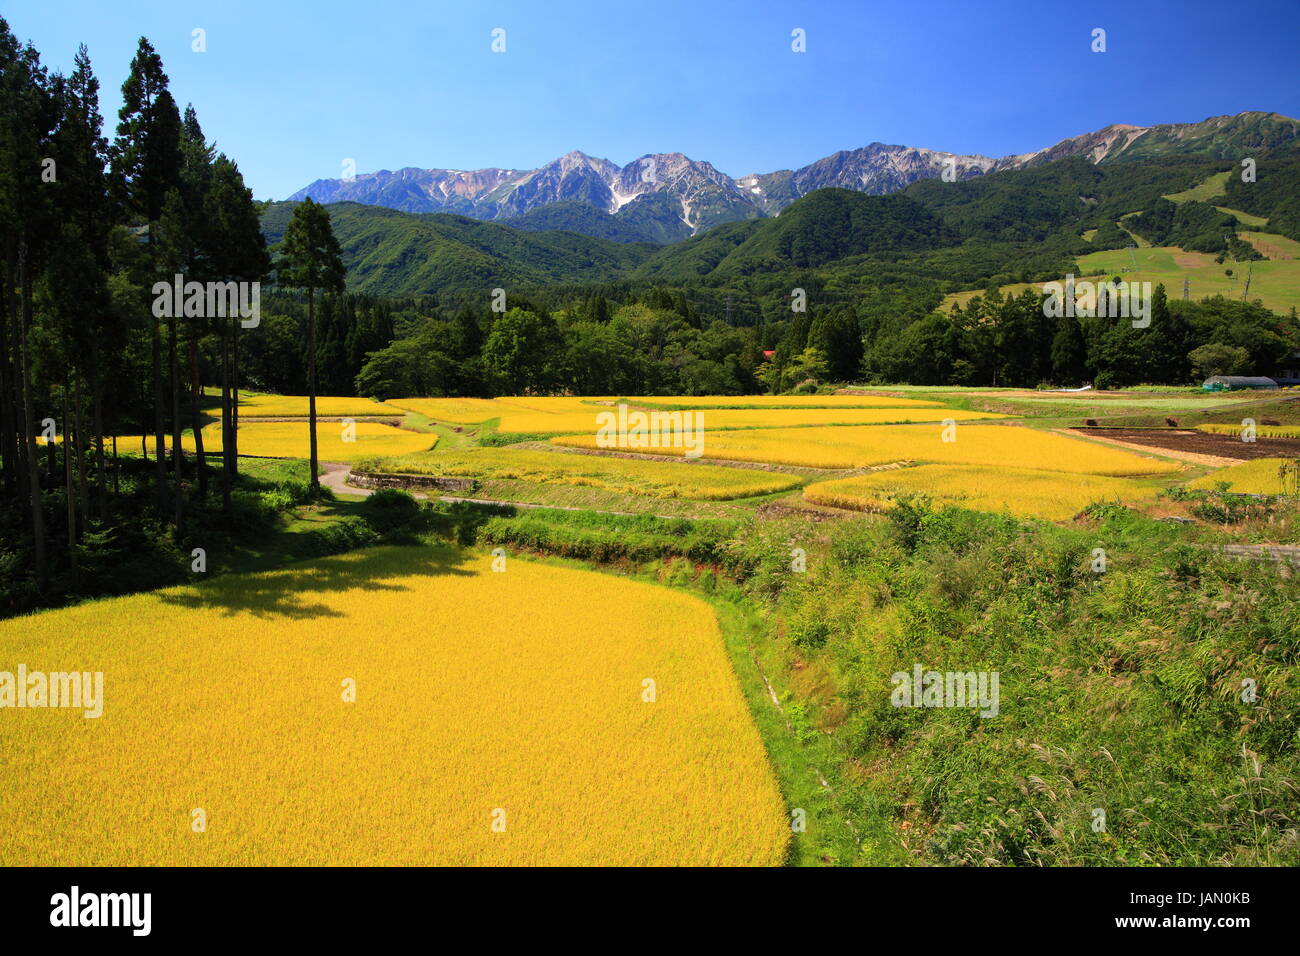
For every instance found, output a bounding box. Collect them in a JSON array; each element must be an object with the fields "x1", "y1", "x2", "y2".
[{"x1": 8, "y1": 0, "x2": 1300, "y2": 199}]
